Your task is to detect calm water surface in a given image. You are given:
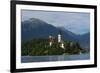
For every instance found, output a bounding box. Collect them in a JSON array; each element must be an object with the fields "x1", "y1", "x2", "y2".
[{"x1": 21, "y1": 54, "x2": 90, "y2": 63}]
